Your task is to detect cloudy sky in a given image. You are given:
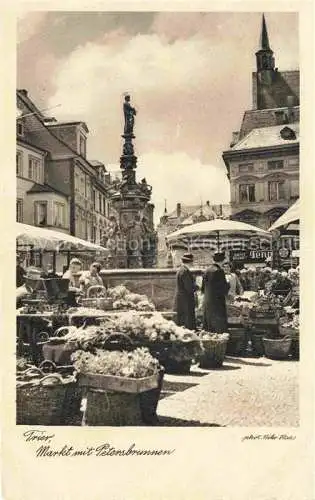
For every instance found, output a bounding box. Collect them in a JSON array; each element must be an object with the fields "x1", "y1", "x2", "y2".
[{"x1": 17, "y1": 11, "x2": 298, "y2": 222}]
